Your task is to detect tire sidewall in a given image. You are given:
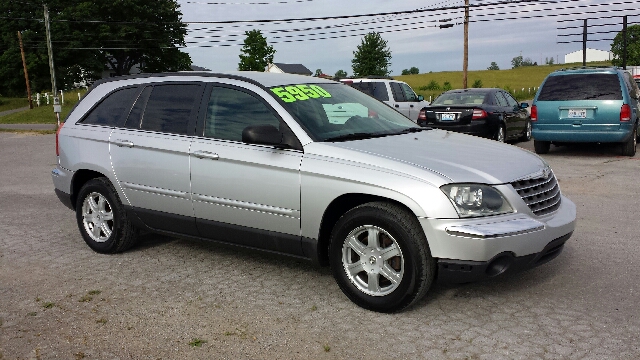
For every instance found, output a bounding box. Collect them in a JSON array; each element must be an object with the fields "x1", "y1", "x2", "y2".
[
  {"x1": 329, "y1": 205, "x2": 425, "y2": 312},
  {"x1": 75, "y1": 178, "x2": 123, "y2": 253}
]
